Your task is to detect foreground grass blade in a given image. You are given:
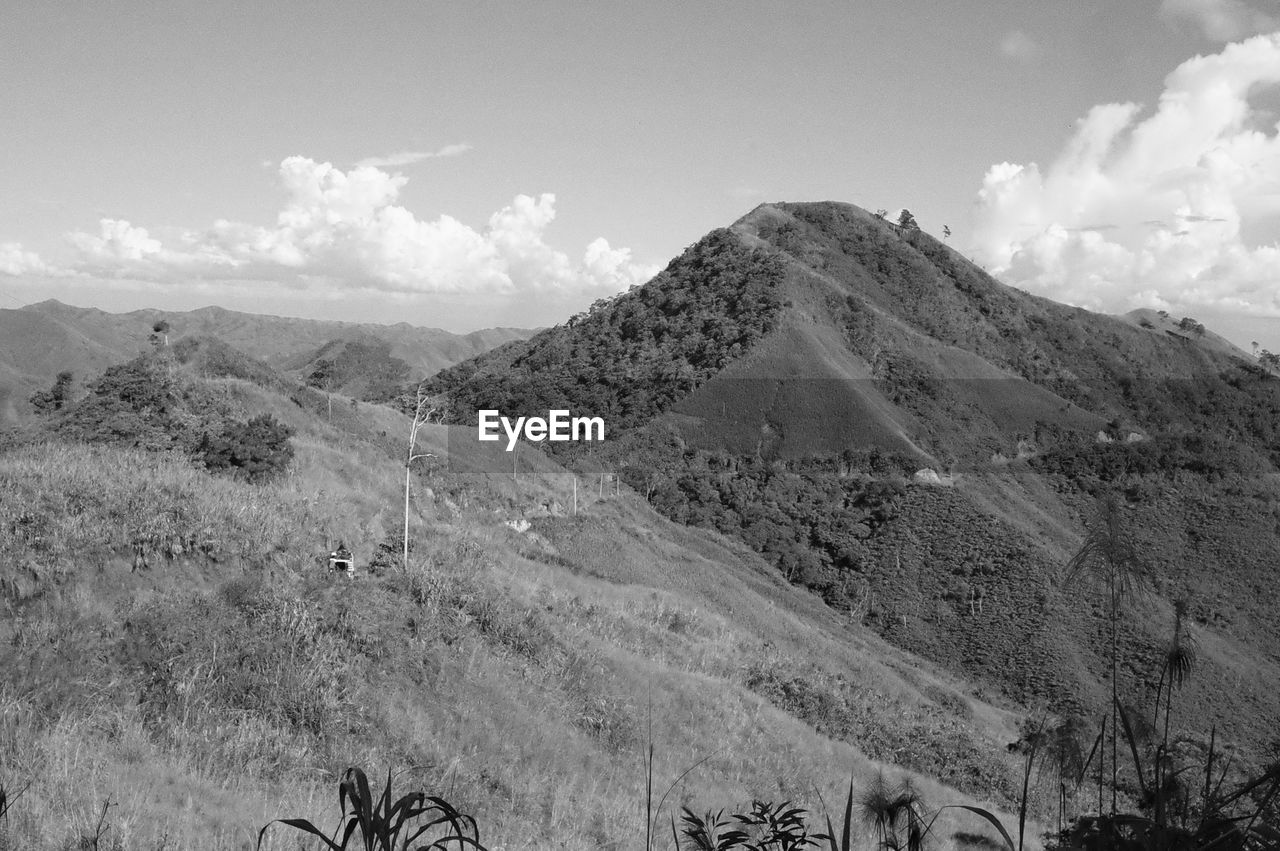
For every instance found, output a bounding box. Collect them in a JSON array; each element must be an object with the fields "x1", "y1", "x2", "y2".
[
  {"x1": 815, "y1": 775, "x2": 855, "y2": 851},
  {"x1": 942, "y1": 805, "x2": 1016, "y2": 851},
  {"x1": 256, "y1": 817, "x2": 344, "y2": 851}
]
